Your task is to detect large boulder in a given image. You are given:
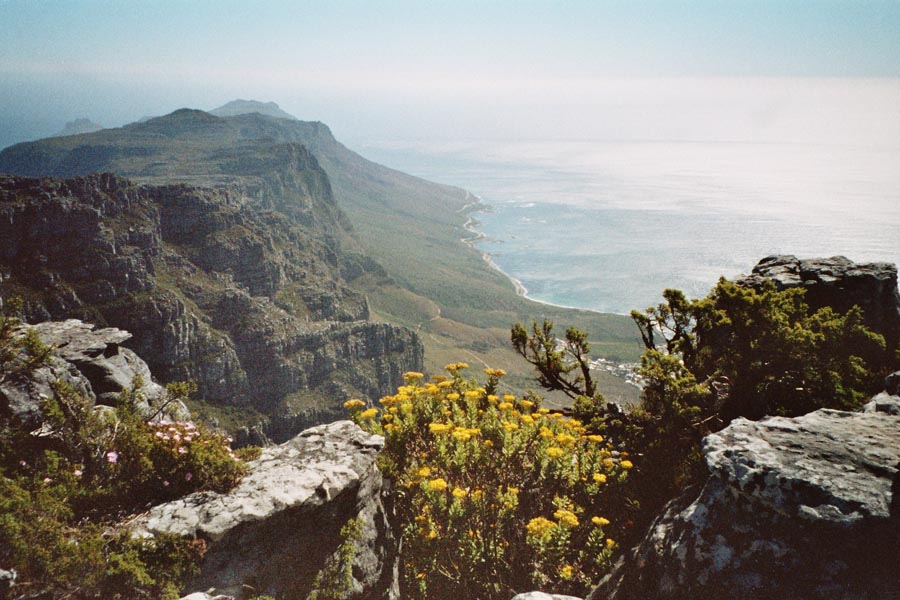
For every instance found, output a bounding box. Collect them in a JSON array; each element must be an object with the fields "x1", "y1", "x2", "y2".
[
  {"x1": 736, "y1": 255, "x2": 900, "y2": 350},
  {"x1": 133, "y1": 421, "x2": 397, "y2": 600},
  {"x1": 589, "y1": 401, "x2": 900, "y2": 599},
  {"x1": 0, "y1": 319, "x2": 186, "y2": 427}
]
